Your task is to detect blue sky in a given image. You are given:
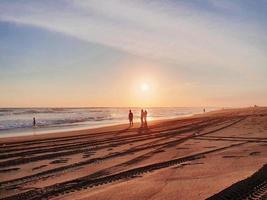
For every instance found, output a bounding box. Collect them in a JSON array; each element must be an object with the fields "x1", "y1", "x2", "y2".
[{"x1": 0, "y1": 0, "x2": 266, "y2": 107}]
